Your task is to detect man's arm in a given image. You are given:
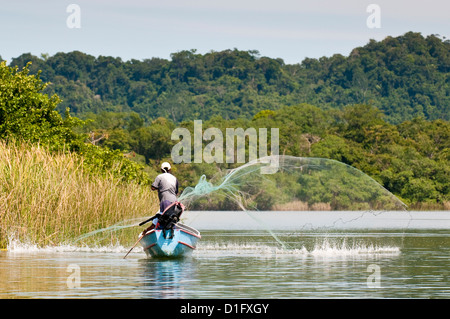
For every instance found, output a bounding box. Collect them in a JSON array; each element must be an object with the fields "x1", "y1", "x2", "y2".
[{"x1": 151, "y1": 175, "x2": 160, "y2": 191}]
